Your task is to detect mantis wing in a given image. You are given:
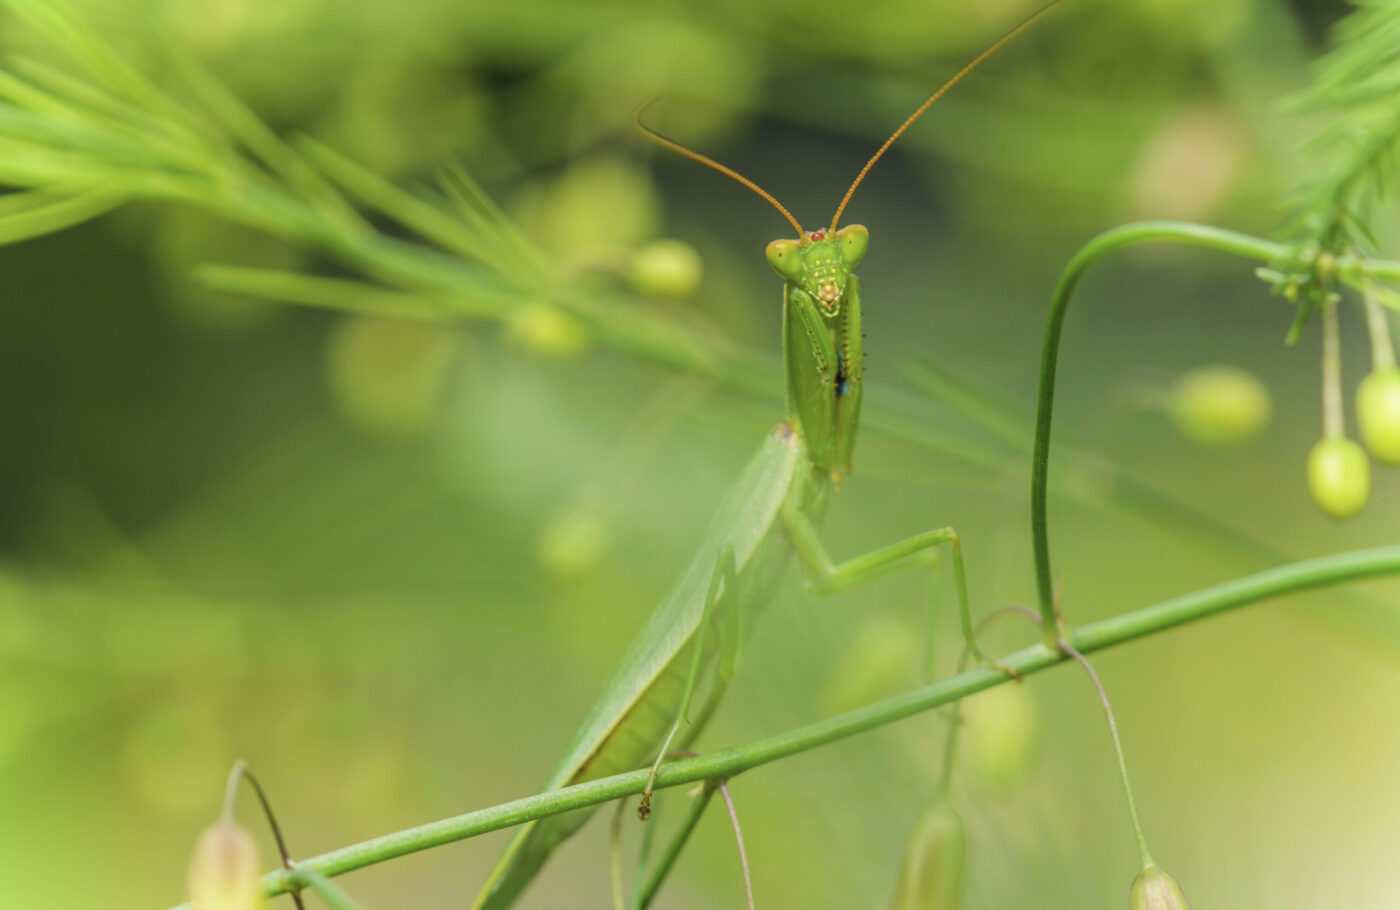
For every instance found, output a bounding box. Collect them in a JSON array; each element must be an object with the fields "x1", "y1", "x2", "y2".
[{"x1": 472, "y1": 423, "x2": 804, "y2": 910}]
